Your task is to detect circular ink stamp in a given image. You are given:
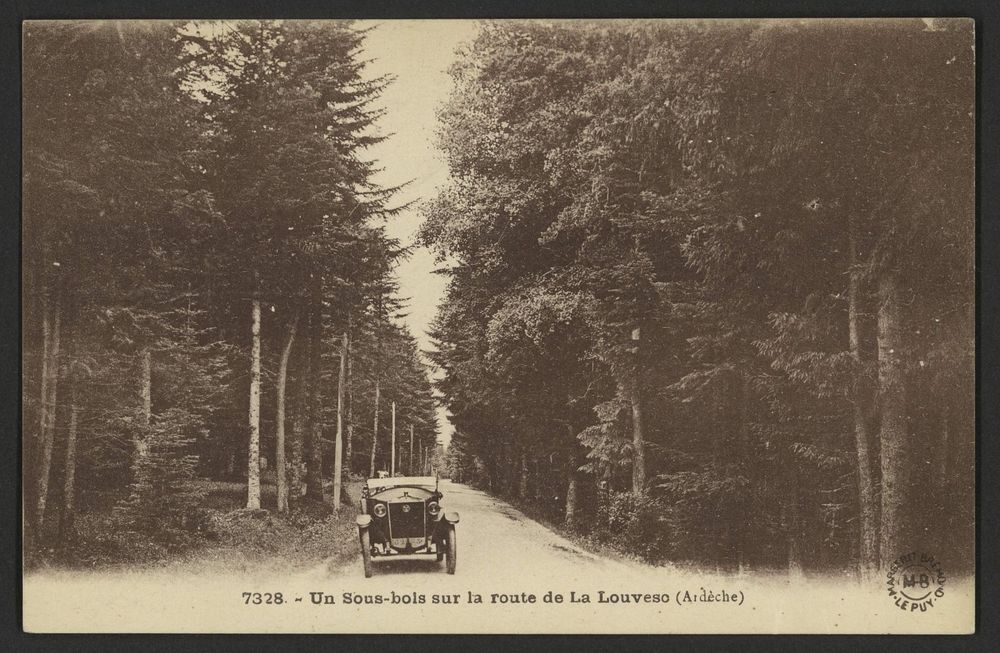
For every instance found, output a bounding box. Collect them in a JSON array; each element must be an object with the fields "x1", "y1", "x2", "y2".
[{"x1": 886, "y1": 552, "x2": 946, "y2": 612}]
